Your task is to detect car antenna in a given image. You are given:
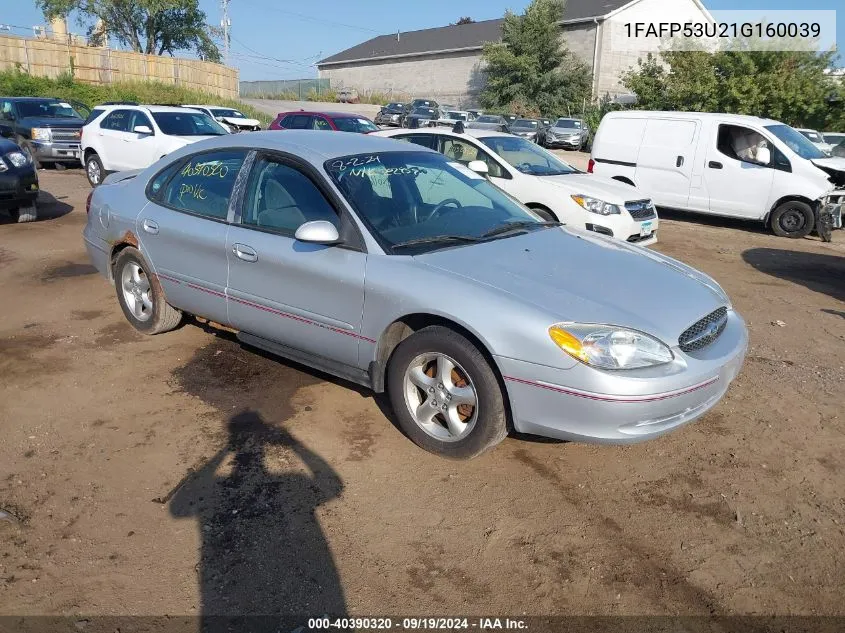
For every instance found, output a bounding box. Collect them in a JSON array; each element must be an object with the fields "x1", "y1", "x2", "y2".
[{"x1": 453, "y1": 120, "x2": 465, "y2": 134}]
